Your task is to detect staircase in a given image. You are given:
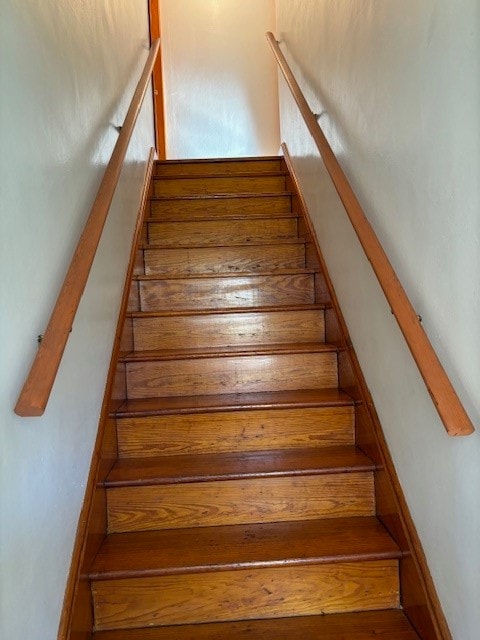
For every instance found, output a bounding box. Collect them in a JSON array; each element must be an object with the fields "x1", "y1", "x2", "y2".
[{"x1": 90, "y1": 157, "x2": 420, "y2": 638}]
